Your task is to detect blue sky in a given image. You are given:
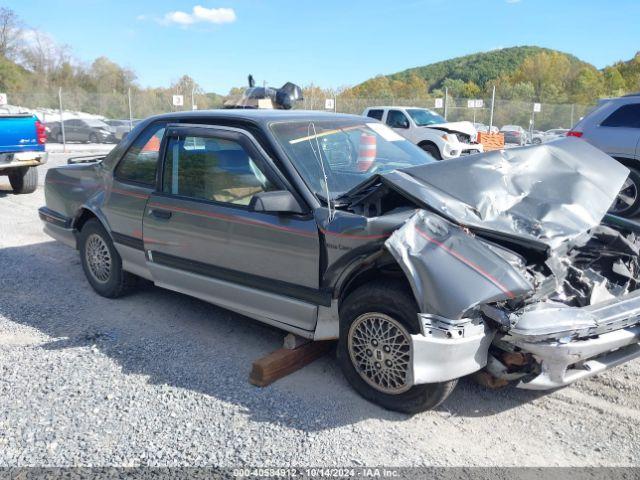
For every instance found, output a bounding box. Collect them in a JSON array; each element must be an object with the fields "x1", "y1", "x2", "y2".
[{"x1": 7, "y1": 0, "x2": 640, "y2": 93}]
